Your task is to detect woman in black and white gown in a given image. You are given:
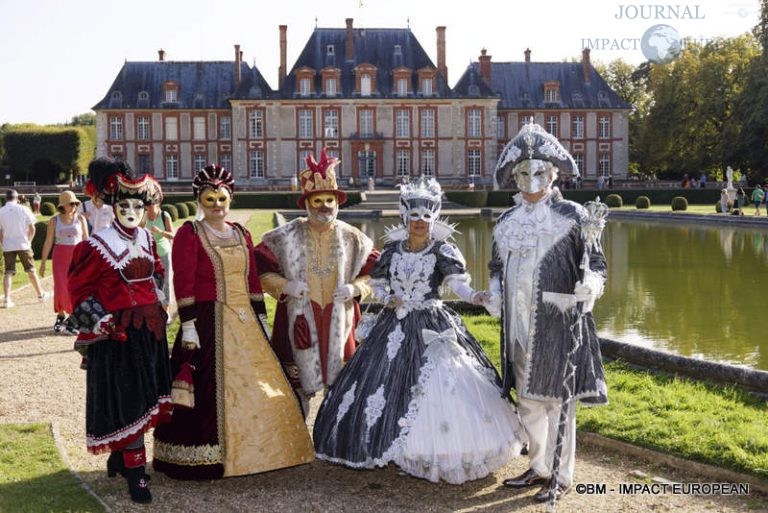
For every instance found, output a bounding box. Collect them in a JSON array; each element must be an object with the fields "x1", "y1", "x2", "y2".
[{"x1": 313, "y1": 177, "x2": 524, "y2": 484}]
